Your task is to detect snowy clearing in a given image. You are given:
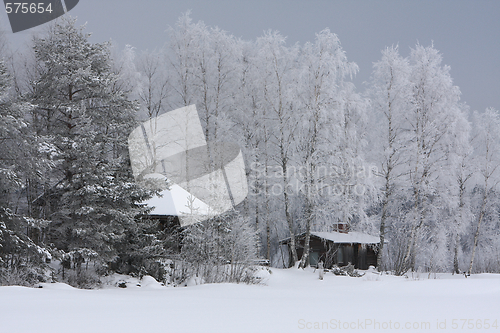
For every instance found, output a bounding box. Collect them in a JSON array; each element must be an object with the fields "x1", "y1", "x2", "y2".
[{"x1": 1, "y1": 268, "x2": 499, "y2": 333}]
